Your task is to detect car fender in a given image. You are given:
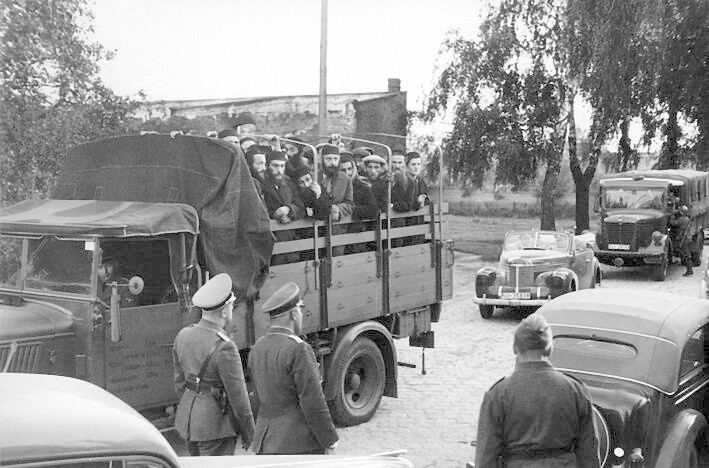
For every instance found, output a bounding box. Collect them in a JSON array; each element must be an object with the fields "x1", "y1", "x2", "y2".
[
  {"x1": 655, "y1": 409, "x2": 706, "y2": 466},
  {"x1": 324, "y1": 321, "x2": 397, "y2": 400},
  {"x1": 475, "y1": 266, "x2": 504, "y2": 297}
]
